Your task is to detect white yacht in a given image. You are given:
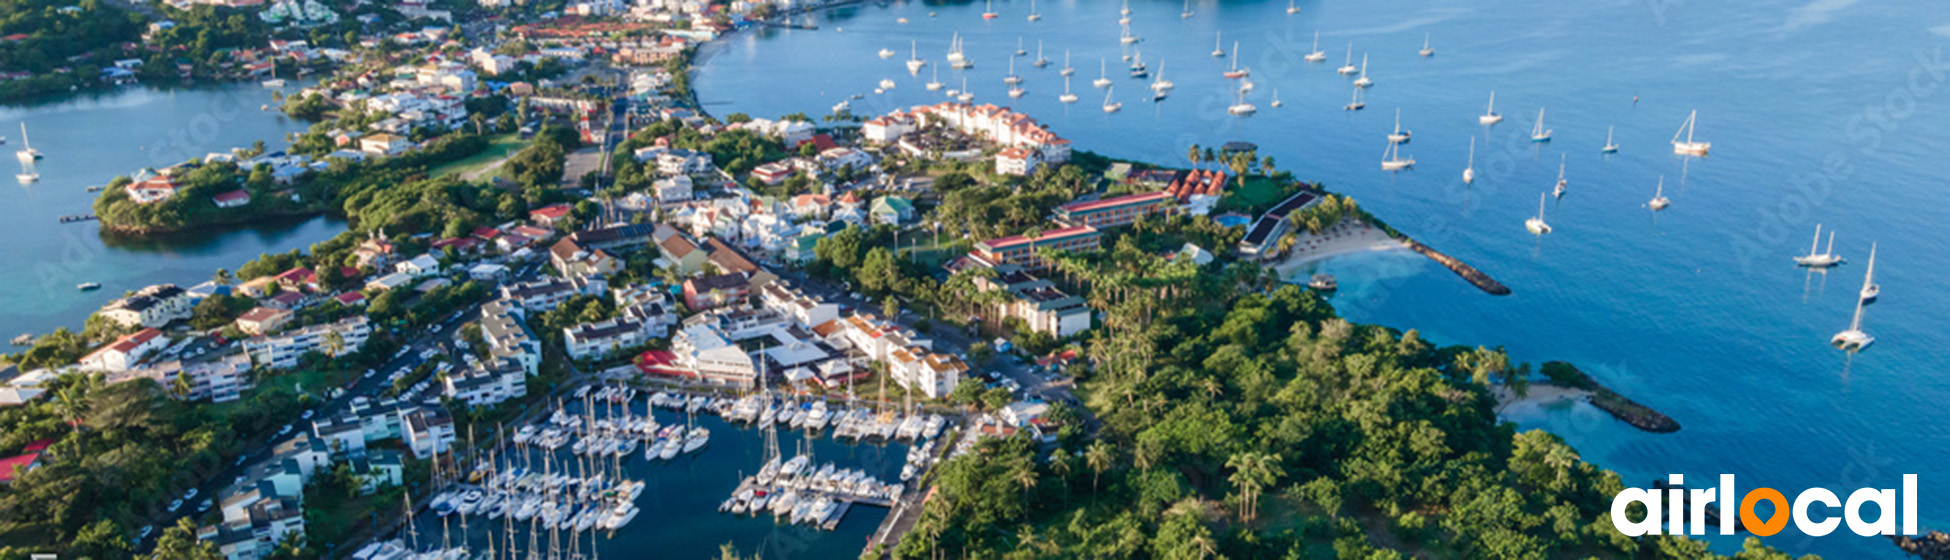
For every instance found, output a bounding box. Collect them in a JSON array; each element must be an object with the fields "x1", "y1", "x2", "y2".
[
  {"x1": 1552, "y1": 154, "x2": 1568, "y2": 197},
  {"x1": 878, "y1": 48, "x2": 896, "y2": 59},
  {"x1": 1228, "y1": 89, "x2": 1256, "y2": 116},
  {"x1": 926, "y1": 66, "x2": 943, "y2": 91},
  {"x1": 1794, "y1": 224, "x2": 1844, "y2": 267},
  {"x1": 1833, "y1": 271, "x2": 1876, "y2": 351},
  {"x1": 1060, "y1": 50, "x2": 1075, "y2": 76},
  {"x1": 1387, "y1": 108, "x2": 1411, "y2": 143},
  {"x1": 1150, "y1": 61, "x2": 1173, "y2": 92},
  {"x1": 1304, "y1": 31, "x2": 1327, "y2": 62},
  {"x1": 1648, "y1": 176, "x2": 1670, "y2": 210},
  {"x1": 1525, "y1": 192, "x2": 1553, "y2": 235},
  {"x1": 1027, "y1": 0, "x2": 1041, "y2": 21},
  {"x1": 1343, "y1": 87, "x2": 1365, "y2": 111},
  {"x1": 1059, "y1": 75, "x2": 1079, "y2": 103},
  {"x1": 957, "y1": 76, "x2": 974, "y2": 102},
  {"x1": 1479, "y1": 91, "x2": 1503, "y2": 125},
  {"x1": 878, "y1": 78, "x2": 897, "y2": 90},
  {"x1": 1287, "y1": 0, "x2": 1300, "y2": 14},
  {"x1": 1211, "y1": 32, "x2": 1226, "y2": 58},
  {"x1": 1223, "y1": 42, "x2": 1250, "y2": 78},
  {"x1": 1014, "y1": 37, "x2": 1027, "y2": 57},
  {"x1": 1860, "y1": 242, "x2": 1880, "y2": 302},
  {"x1": 1530, "y1": 107, "x2": 1553, "y2": 142},
  {"x1": 1419, "y1": 32, "x2": 1435, "y2": 57},
  {"x1": 1602, "y1": 126, "x2": 1620, "y2": 153},
  {"x1": 1102, "y1": 86, "x2": 1122, "y2": 113},
  {"x1": 1033, "y1": 41, "x2": 1049, "y2": 67},
  {"x1": 16, "y1": 123, "x2": 41, "y2": 161},
  {"x1": 1463, "y1": 136, "x2": 1476, "y2": 184},
  {"x1": 683, "y1": 427, "x2": 709, "y2": 453},
  {"x1": 1380, "y1": 140, "x2": 1413, "y2": 171},
  {"x1": 1336, "y1": 44, "x2": 1358, "y2": 75},
  {"x1": 1352, "y1": 53, "x2": 1373, "y2": 87},
  {"x1": 1270, "y1": 88, "x2": 1283, "y2": 108},
  {"x1": 906, "y1": 41, "x2": 926, "y2": 73},
  {"x1": 1672, "y1": 109, "x2": 1711, "y2": 156},
  {"x1": 1093, "y1": 59, "x2": 1112, "y2": 88},
  {"x1": 1180, "y1": 0, "x2": 1193, "y2": 18},
  {"x1": 1004, "y1": 56, "x2": 1022, "y2": 85}
]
